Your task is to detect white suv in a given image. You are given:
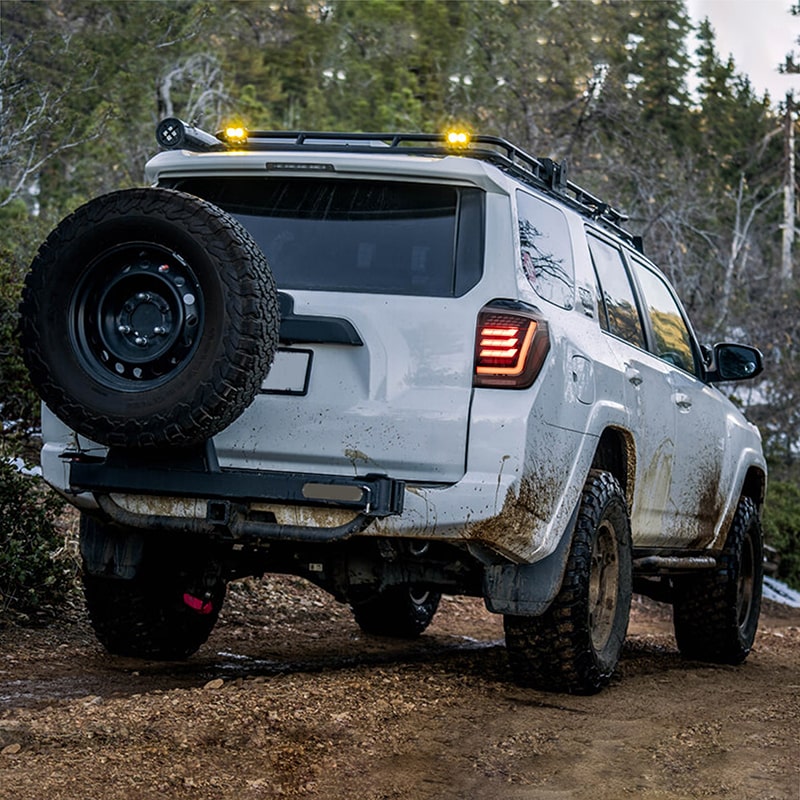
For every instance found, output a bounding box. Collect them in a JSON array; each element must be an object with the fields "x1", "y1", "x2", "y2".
[{"x1": 20, "y1": 119, "x2": 767, "y2": 693}]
